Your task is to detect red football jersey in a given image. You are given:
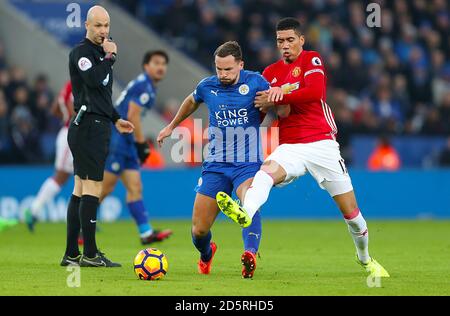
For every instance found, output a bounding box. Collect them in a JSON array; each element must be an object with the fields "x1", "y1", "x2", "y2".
[
  {"x1": 58, "y1": 80, "x2": 74, "y2": 127},
  {"x1": 262, "y1": 50, "x2": 337, "y2": 144}
]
